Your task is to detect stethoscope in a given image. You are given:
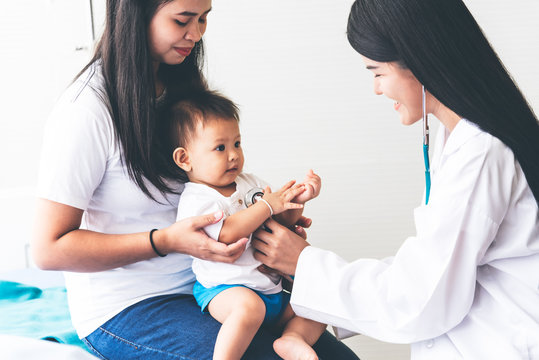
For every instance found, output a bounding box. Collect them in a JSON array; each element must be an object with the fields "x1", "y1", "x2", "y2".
[
  {"x1": 245, "y1": 187, "x2": 265, "y2": 208},
  {"x1": 244, "y1": 187, "x2": 274, "y2": 233},
  {"x1": 422, "y1": 85, "x2": 431, "y2": 205}
]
